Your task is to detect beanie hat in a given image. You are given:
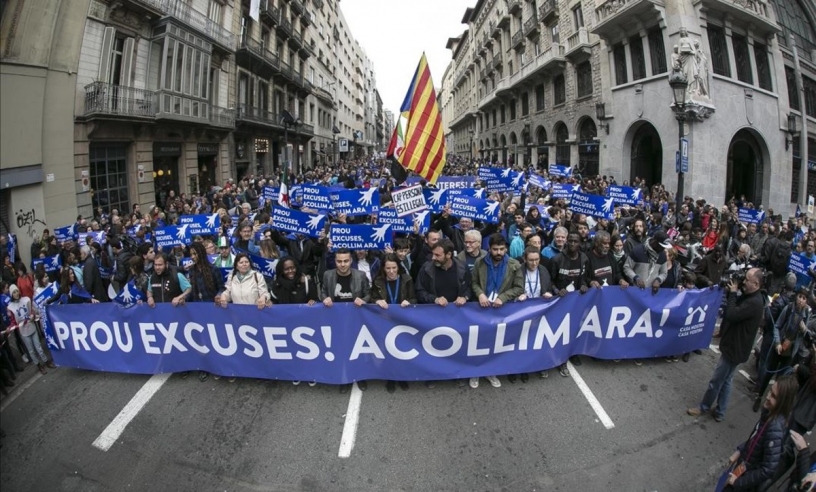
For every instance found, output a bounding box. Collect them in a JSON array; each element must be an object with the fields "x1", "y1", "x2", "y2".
[
  {"x1": 785, "y1": 272, "x2": 797, "y2": 290},
  {"x1": 8, "y1": 284, "x2": 19, "y2": 298}
]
